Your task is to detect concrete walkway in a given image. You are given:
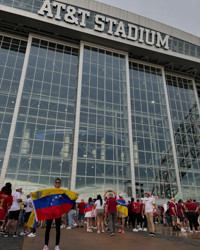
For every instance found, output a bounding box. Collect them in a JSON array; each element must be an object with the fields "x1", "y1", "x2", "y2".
[{"x1": 22, "y1": 226, "x2": 200, "y2": 250}]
